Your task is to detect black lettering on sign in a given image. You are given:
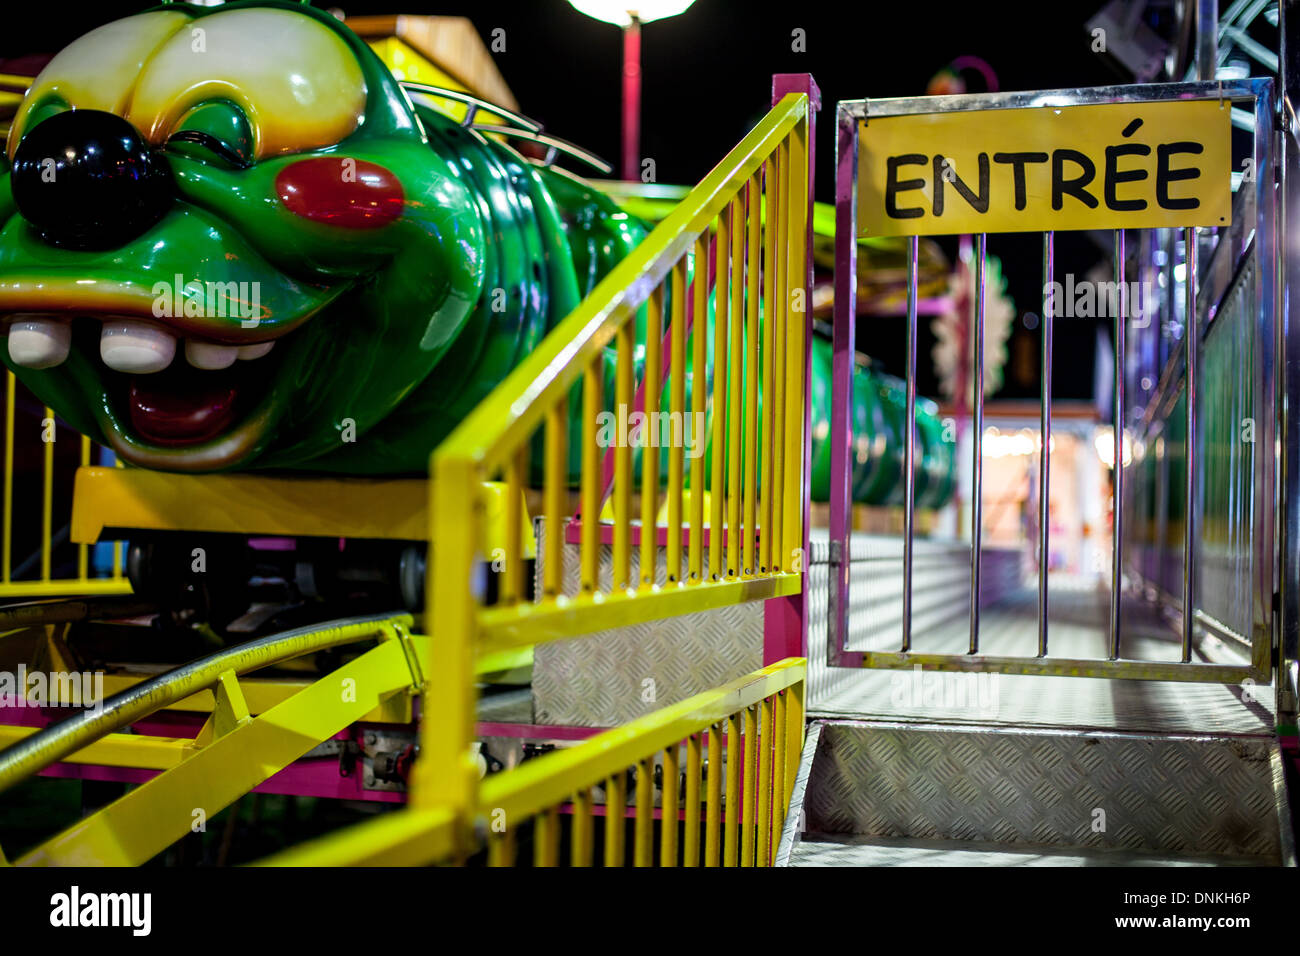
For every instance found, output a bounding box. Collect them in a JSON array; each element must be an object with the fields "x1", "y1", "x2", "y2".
[
  {"x1": 1051, "y1": 150, "x2": 1098, "y2": 210},
  {"x1": 1105, "y1": 142, "x2": 1151, "y2": 210},
  {"x1": 932, "y1": 153, "x2": 990, "y2": 215},
  {"x1": 1156, "y1": 142, "x2": 1203, "y2": 210},
  {"x1": 992, "y1": 152, "x2": 1048, "y2": 210},
  {"x1": 885, "y1": 154, "x2": 926, "y2": 219}
]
